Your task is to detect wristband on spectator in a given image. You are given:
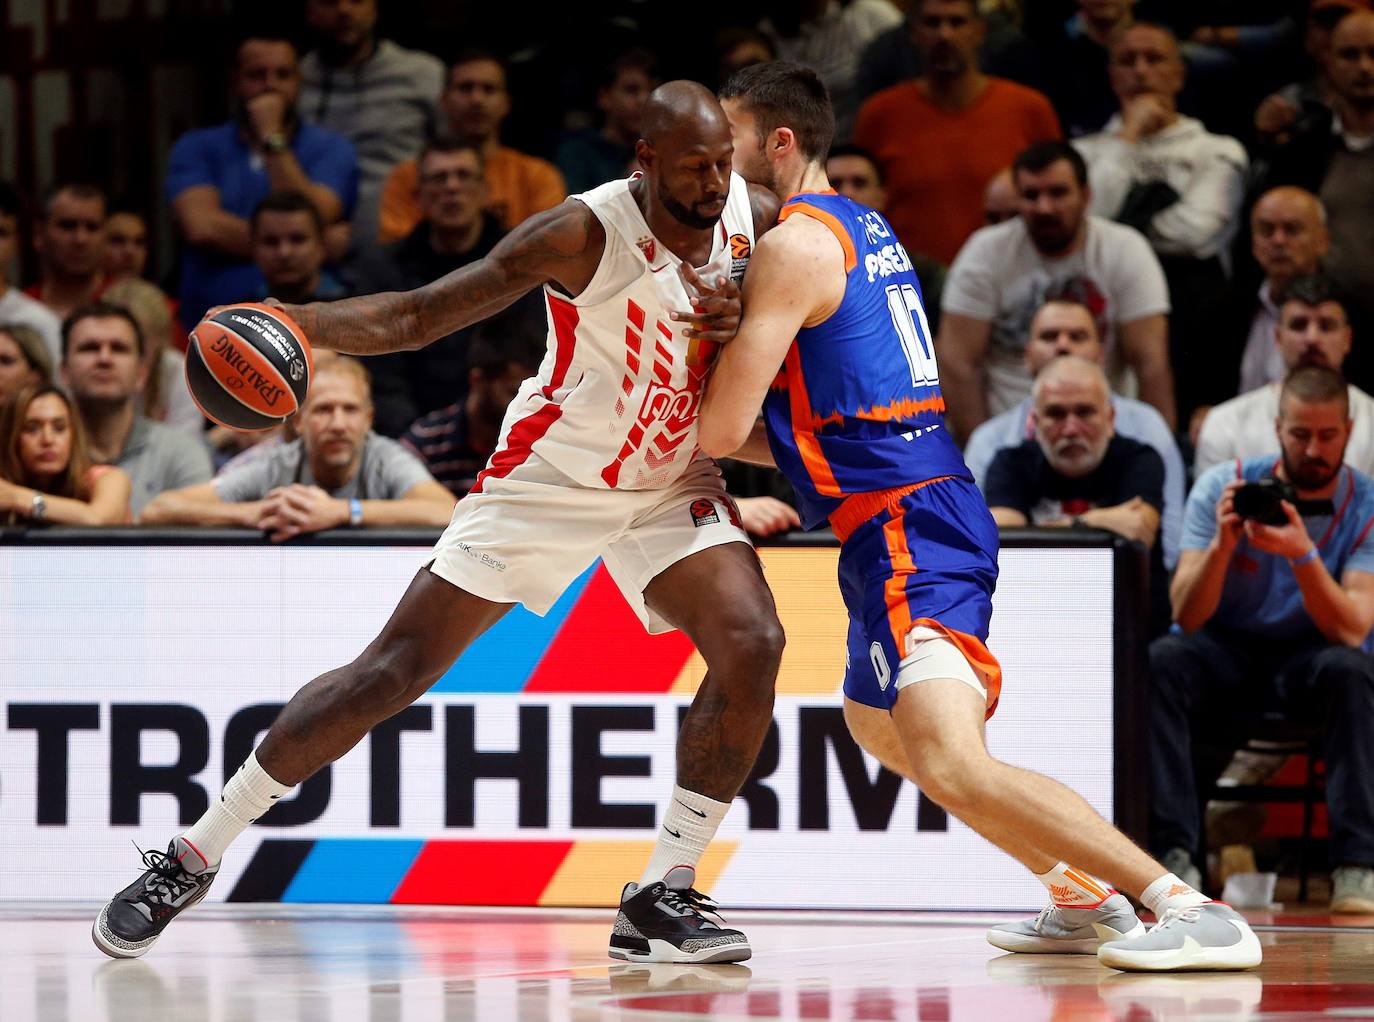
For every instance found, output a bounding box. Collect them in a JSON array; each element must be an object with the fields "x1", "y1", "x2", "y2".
[
  {"x1": 1290, "y1": 546, "x2": 1319, "y2": 568},
  {"x1": 349, "y1": 498, "x2": 364, "y2": 528}
]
